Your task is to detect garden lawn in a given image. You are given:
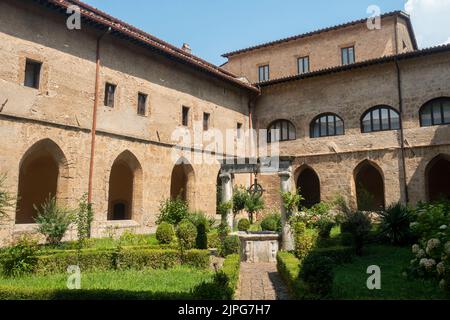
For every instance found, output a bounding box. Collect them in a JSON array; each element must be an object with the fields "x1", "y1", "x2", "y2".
[
  {"x1": 0, "y1": 267, "x2": 214, "y2": 300},
  {"x1": 332, "y1": 245, "x2": 449, "y2": 300}
]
